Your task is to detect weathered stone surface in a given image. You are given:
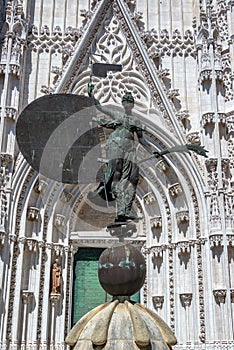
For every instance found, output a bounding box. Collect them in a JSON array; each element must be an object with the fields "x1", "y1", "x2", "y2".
[{"x1": 65, "y1": 300, "x2": 177, "y2": 349}]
